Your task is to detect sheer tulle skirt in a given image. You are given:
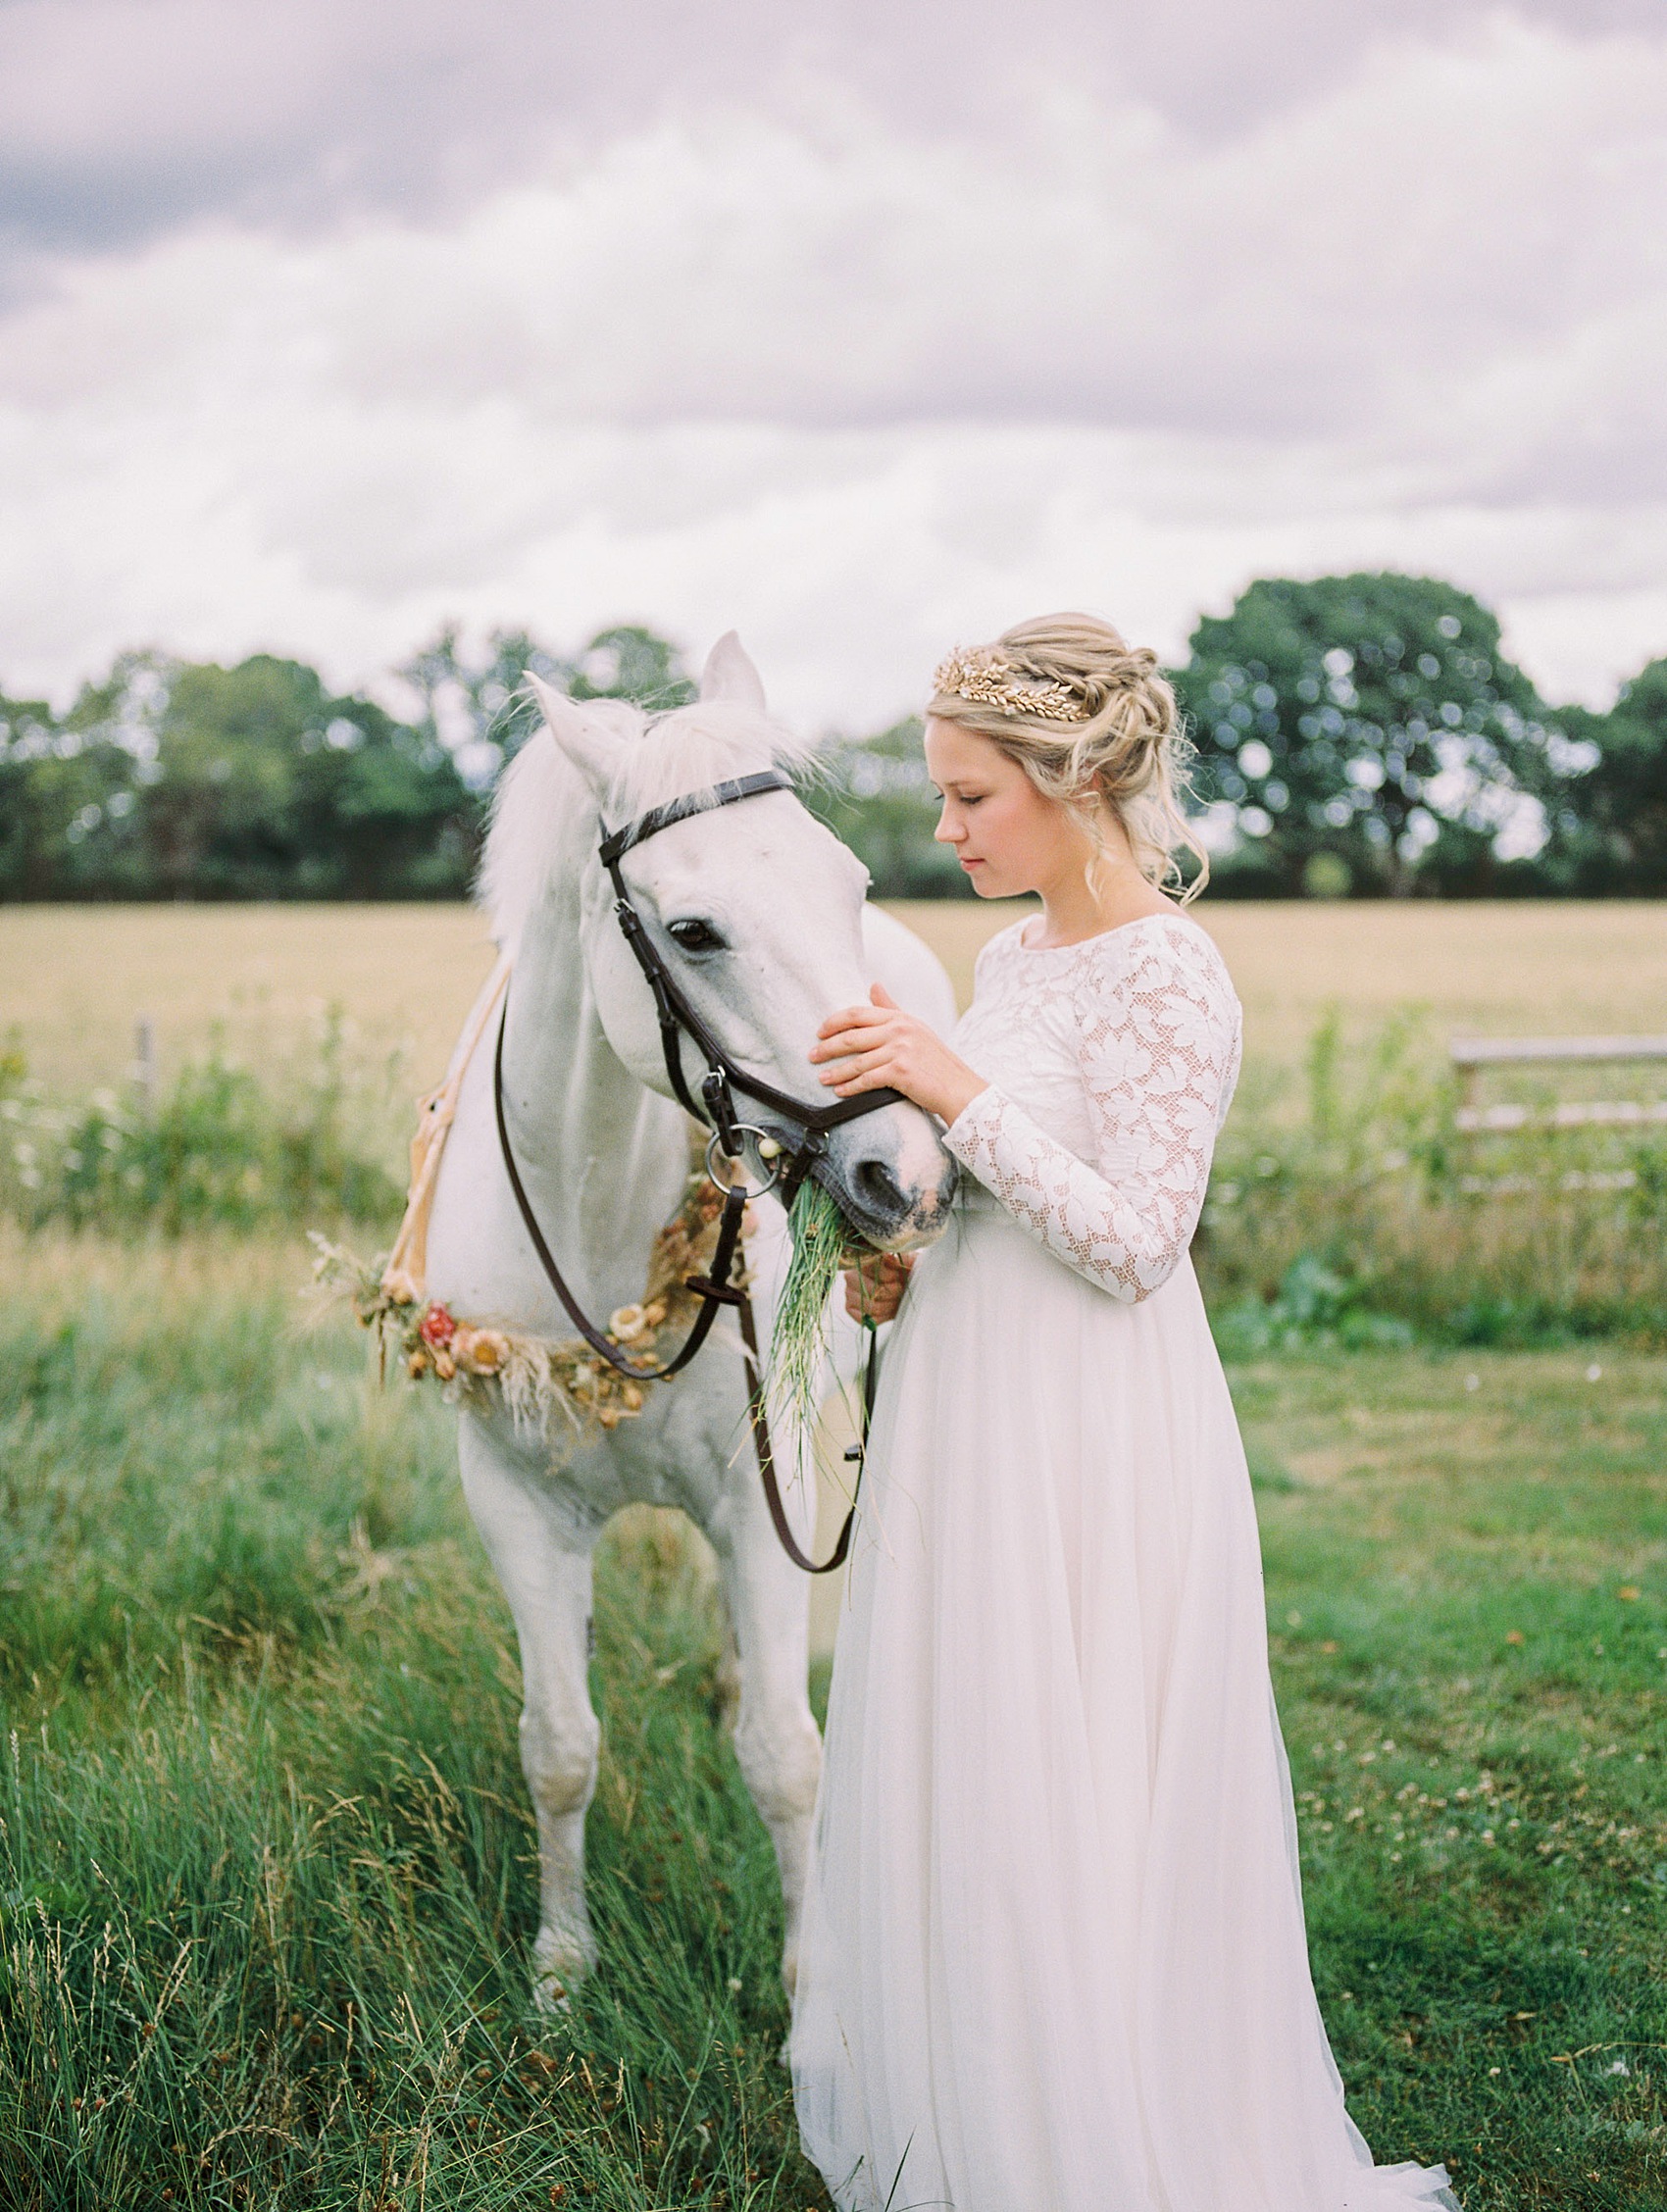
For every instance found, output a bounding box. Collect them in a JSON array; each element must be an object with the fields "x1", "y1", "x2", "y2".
[{"x1": 791, "y1": 1200, "x2": 1460, "y2": 2212}]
